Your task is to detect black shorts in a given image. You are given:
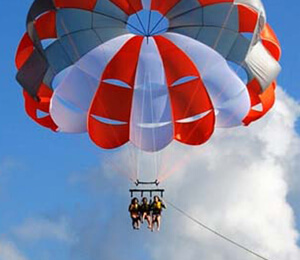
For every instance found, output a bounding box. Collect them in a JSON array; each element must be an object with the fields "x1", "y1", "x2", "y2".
[
  {"x1": 130, "y1": 212, "x2": 140, "y2": 220},
  {"x1": 141, "y1": 211, "x2": 151, "y2": 216},
  {"x1": 152, "y1": 211, "x2": 161, "y2": 217}
]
